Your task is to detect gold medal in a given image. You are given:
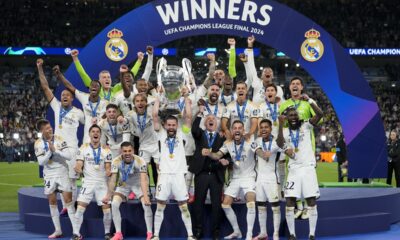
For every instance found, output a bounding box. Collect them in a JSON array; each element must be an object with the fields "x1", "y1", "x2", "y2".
[
  {"x1": 94, "y1": 164, "x2": 100, "y2": 170},
  {"x1": 169, "y1": 154, "x2": 174, "y2": 159},
  {"x1": 59, "y1": 125, "x2": 63, "y2": 129},
  {"x1": 273, "y1": 121, "x2": 278, "y2": 126},
  {"x1": 235, "y1": 161, "x2": 241, "y2": 167},
  {"x1": 295, "y1": 148, "x2": 299, "y2": 152},
  {"x1": 121, "y1": 182, "x2": 126, "y2": 187},
  {"x1": 209, "y1": 148, "x2": 212, "y2": 152}
]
